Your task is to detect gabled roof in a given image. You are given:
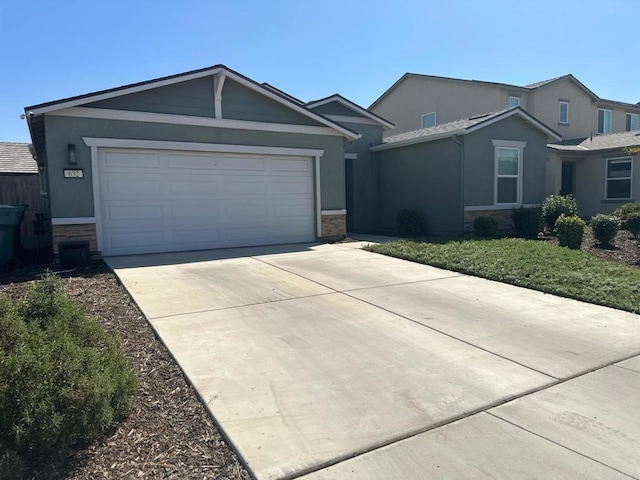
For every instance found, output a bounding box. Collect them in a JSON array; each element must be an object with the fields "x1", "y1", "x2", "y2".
[
  {"x1": 548, "y1": 131, "x2": 640, "y2": 152},
  {"x1": 599, "y1": 98, "x2": 640, "y2": 109},
  {"x1": 522, "y1": 74, "x2": 599, "y2": 100},
  {"x1": 24, "y1": 64, "x2": 359, "y2": 140},
  {"x1": 0, "y1": 142, "x2": 38, "y2": 174},
  {"x1": 306, "y1": 94, "x2": 395, "y2": 130},
  {"x1": 261, "y1": 82, "x2": 305, "y2": 106},
  {"x1": 369, "y1": 72, "x2": 602, "y2": 110},
  {"x1": 371, "y1": 107, "x2": 561, "y2": 152}
]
